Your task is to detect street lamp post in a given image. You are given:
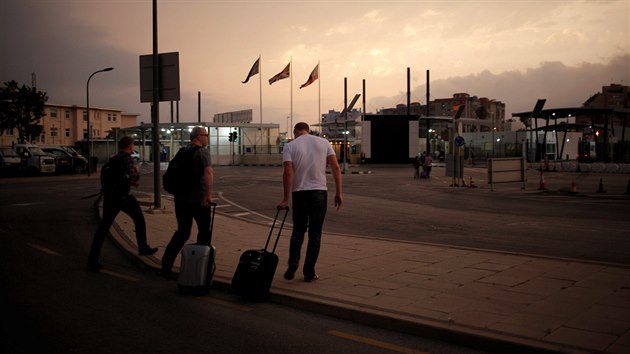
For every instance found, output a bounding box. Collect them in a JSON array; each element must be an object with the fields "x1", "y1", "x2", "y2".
[{"x1": 86, "y1": 67, "x2": 114, "y2": 176}]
